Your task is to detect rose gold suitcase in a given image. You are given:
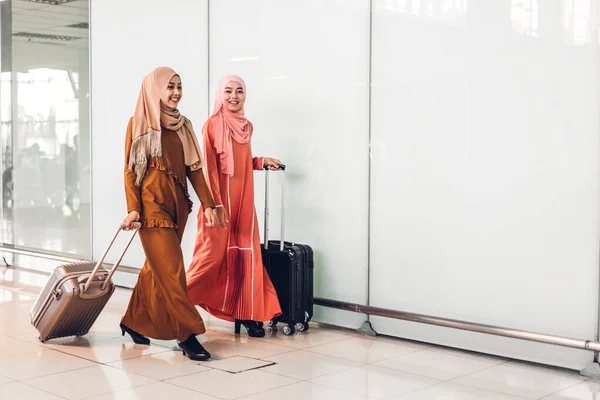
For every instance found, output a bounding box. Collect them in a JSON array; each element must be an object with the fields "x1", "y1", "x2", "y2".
[{"x1": 30, "y1": 223, "x2": 140, "y2": 342}]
